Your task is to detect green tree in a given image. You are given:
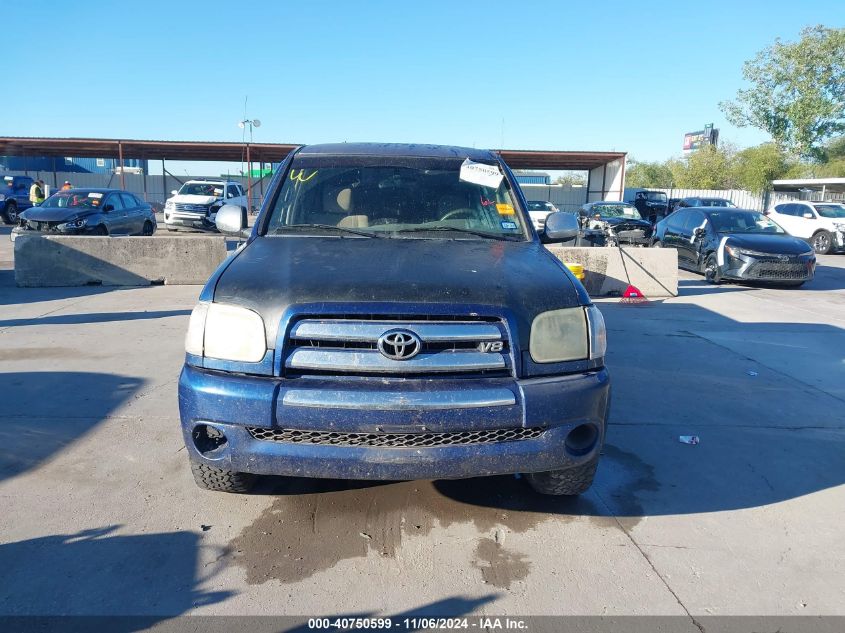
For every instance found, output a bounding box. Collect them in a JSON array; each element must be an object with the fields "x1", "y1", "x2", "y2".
[
  {"x1": 670, "y1": 146, "x2": 736, "y2": 189},
  {"x1": 720, "y1": 25, "x2": 845, "y2": 159},
  {"x1": 553, "y1": 173, "x2": 587, "y2": 186},
  {"x1": 625, "y1": 160, "x2": 675, "y2": 188},
  {"x1": 732, "y1": 143, "x2": 789, "y2": 193}
]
